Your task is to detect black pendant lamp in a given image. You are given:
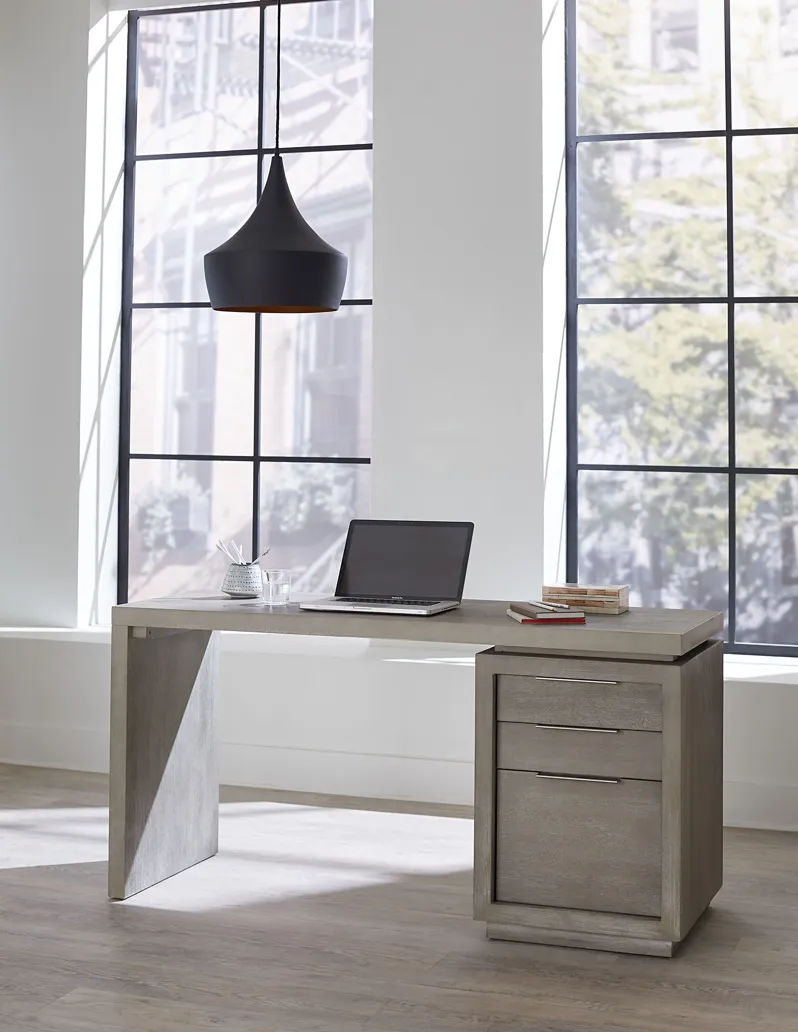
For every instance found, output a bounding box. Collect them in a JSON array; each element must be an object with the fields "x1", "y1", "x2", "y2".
[{"x1": 204, "y1": 0, "x2": 348, "y2": 313}]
